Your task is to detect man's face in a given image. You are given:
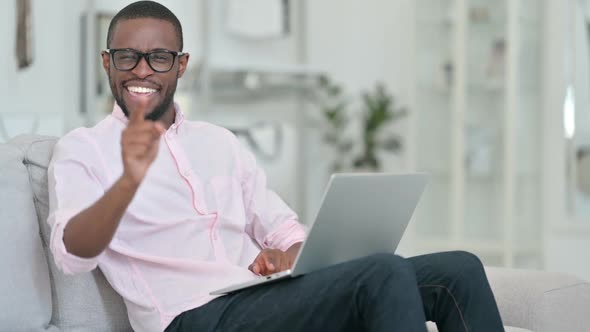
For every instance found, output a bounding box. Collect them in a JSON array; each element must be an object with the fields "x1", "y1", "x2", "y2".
[{"x1": 102, "y1": 18, "x2": 189, "y2": 121}]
